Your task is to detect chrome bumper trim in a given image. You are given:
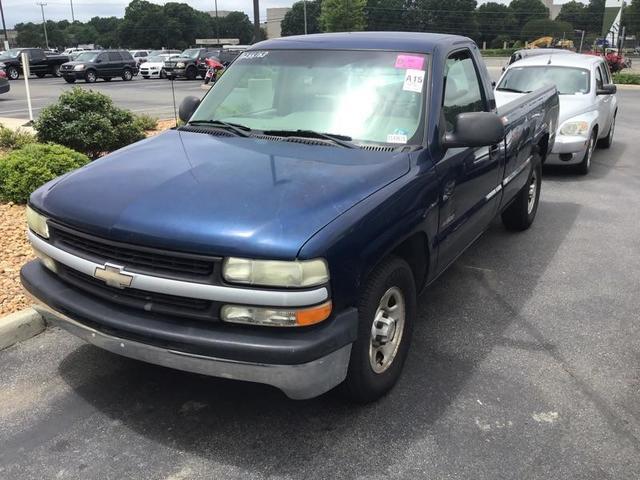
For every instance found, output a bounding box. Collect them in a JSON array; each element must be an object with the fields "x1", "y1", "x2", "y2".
[
  {"x1": 28, "y1": 230, "x2": 328, "y2": 308},
  {"x1": 32, "y1": 300, "x2": 351, "y2": 400}
]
